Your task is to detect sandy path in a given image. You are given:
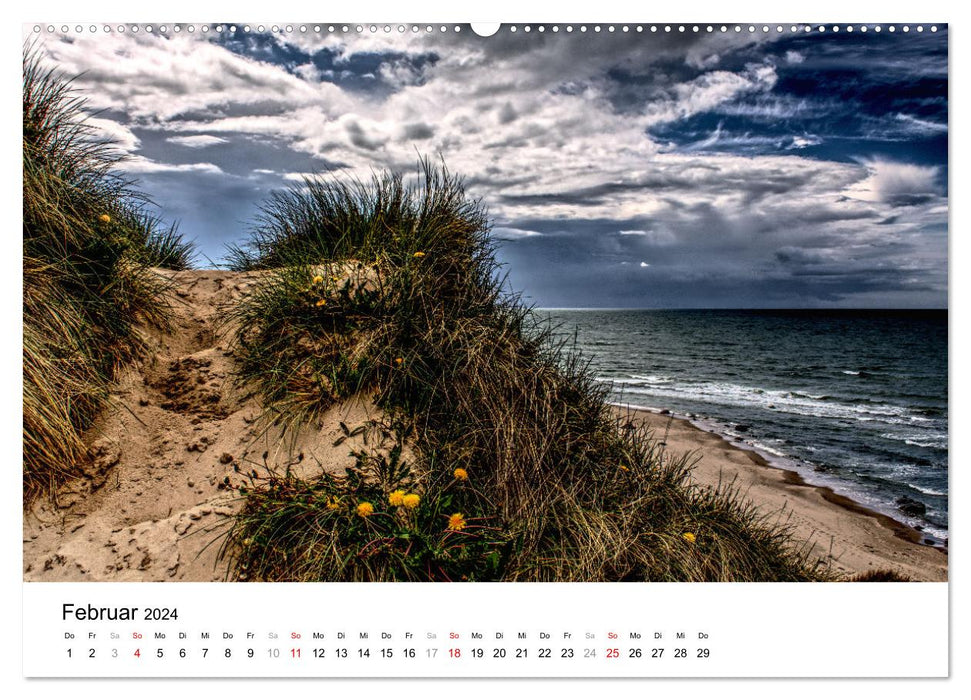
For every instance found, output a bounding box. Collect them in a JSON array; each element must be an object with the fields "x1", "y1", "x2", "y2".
[
  {"x1": 623, "y1": 408, "x2": 947, "y2": 581},
  {"x1": 22, "y1": 270, "x2": 380, "y2": 582}
]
